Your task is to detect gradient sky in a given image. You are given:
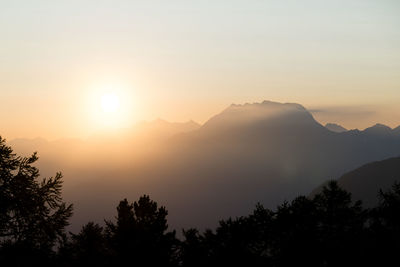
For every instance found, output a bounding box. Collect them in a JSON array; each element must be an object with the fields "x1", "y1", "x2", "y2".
[{"x1": 1, "y1": 0, "x2": 399, "y2": 139}]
